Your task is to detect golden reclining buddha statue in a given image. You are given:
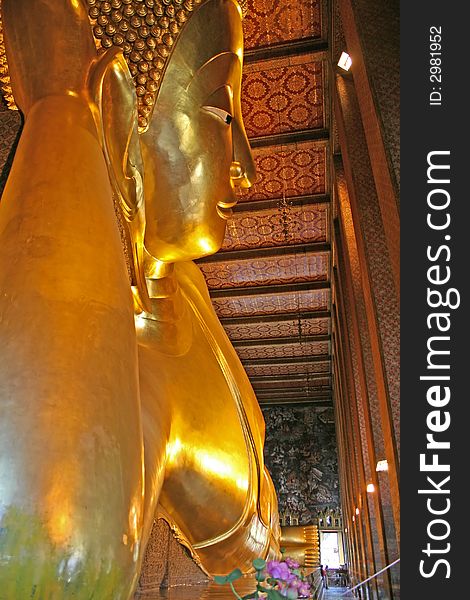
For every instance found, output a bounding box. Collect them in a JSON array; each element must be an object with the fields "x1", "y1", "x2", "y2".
[{"x1": 0, "y1": 0, "x2": 280, "y2": 597}]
